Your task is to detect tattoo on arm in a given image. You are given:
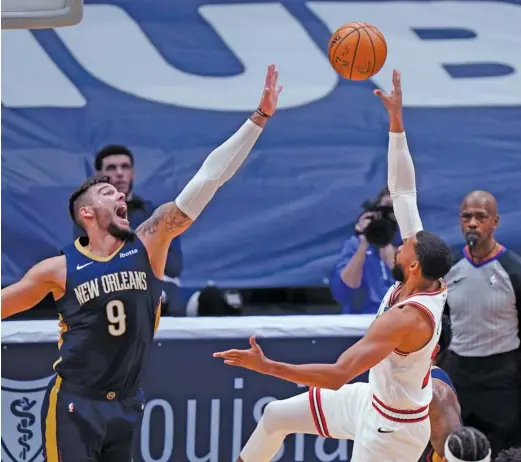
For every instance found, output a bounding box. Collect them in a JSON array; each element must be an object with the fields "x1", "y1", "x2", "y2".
[
  {"x1": 136, "y1": 203, "x2": 192, "y2": 239},
  {"x1": 136, "y1": 213, "x2": 160, "y2": 237},
  {"x1": 164, "y1": 205, "x2": 192, "y2": 233}
]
